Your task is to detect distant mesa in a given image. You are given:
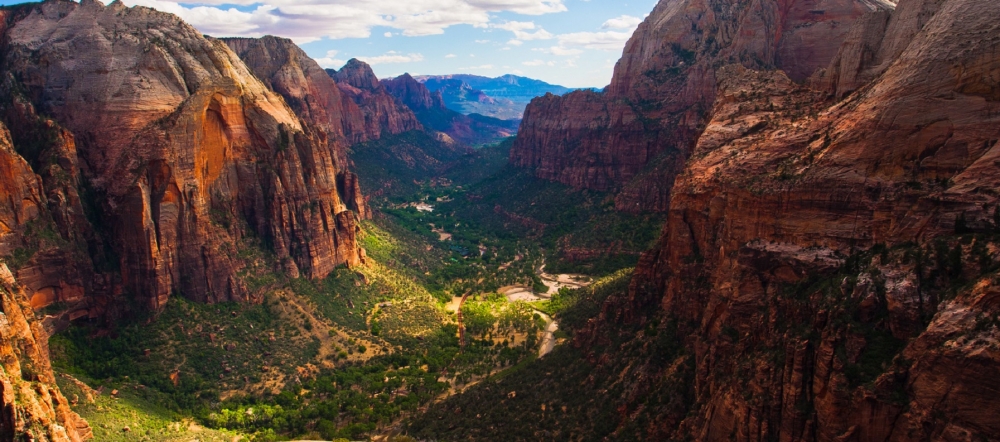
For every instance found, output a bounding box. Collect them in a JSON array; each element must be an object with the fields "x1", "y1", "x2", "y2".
[{"x1": 412, "y1": 74, "x2": 577, "y2": 120}]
